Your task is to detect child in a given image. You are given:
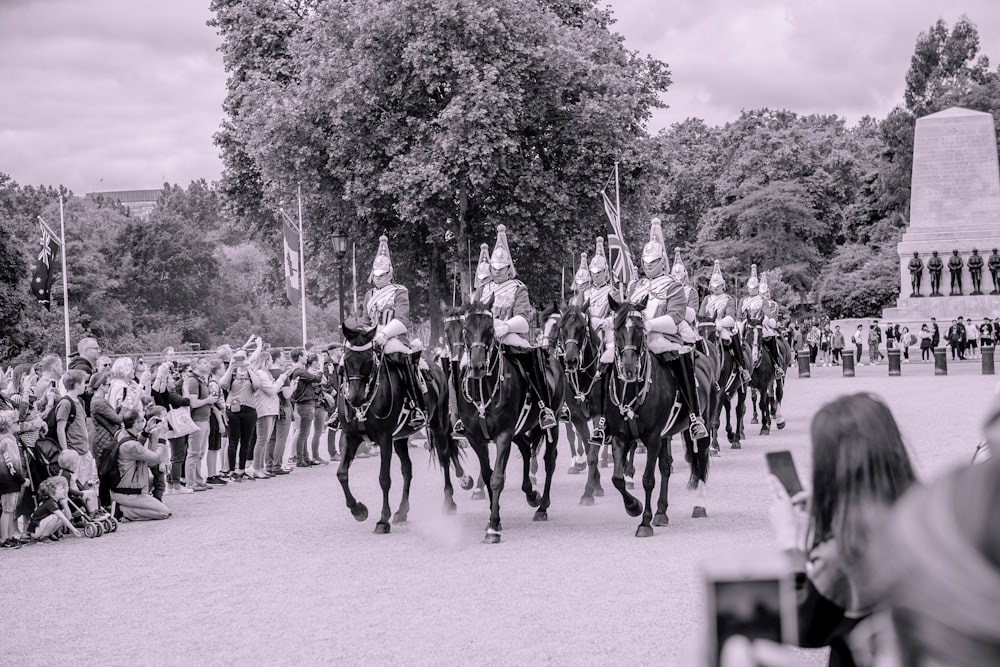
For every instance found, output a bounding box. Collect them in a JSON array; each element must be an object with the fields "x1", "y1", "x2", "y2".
[
  {"x1": 56, "y1": 449, "x2": 102, "y2": 516},
  {"x1": 26, "y1": 476, "x2": 81, "y2": 541},
  {"x1": 1, "y1": 411, "x2": 29, "y2": 548}
]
